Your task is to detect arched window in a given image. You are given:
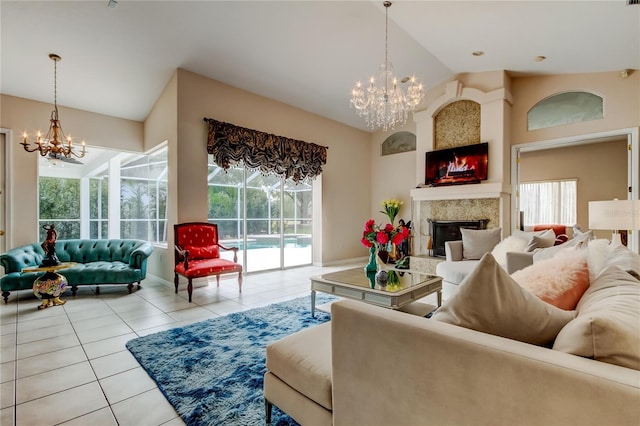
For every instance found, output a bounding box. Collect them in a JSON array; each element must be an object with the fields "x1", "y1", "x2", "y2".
[{"x1": 527, "y1": 91, "x2": 603, "y2": 131}]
